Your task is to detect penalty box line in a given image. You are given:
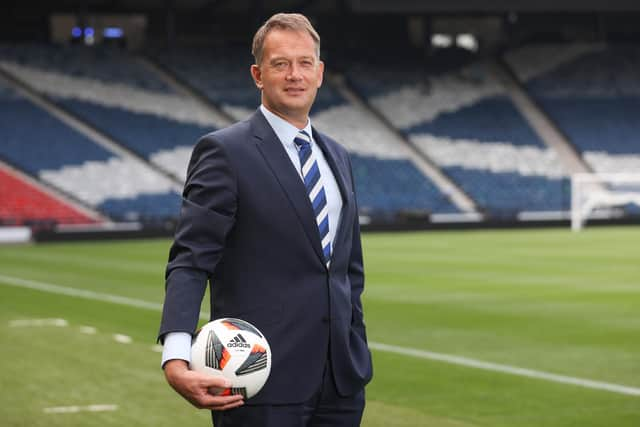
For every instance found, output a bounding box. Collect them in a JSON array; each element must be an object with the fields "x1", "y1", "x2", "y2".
[{"x1": 1, "y1": 273, "x2": 639, "y2": 397}]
